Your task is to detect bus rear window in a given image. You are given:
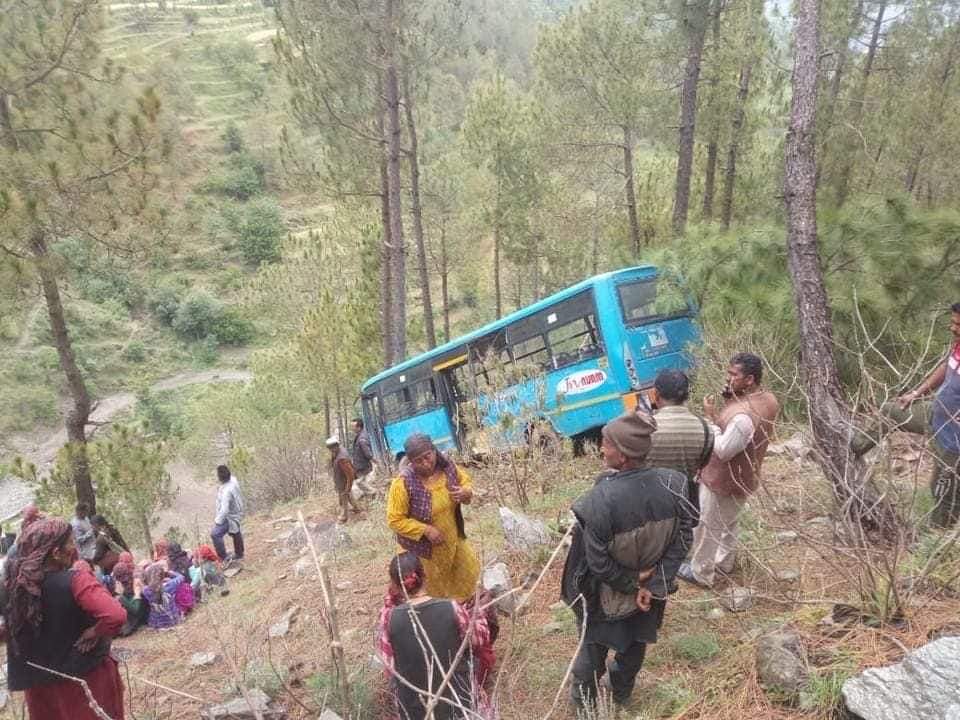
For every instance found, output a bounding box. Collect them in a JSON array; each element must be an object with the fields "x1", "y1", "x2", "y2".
[{"x1": 617, "y1": 278, "x2": 688, "y2": 326}]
